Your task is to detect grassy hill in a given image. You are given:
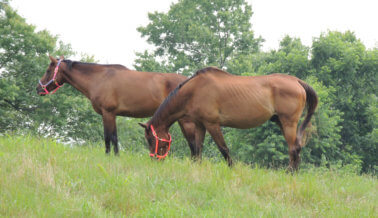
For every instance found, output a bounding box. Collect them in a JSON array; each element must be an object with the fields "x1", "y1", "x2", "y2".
[{"x1": 0, "y1": 135, "x2": 376, "y2": 217}]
